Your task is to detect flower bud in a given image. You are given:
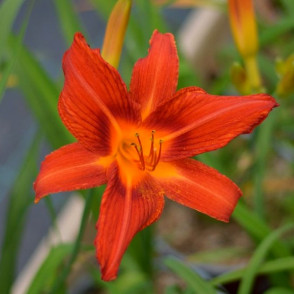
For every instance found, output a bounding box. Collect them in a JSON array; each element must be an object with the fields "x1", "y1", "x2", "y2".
[
  {"x1": 101, "y1": 0, "x2": 132, "y2": 68},
  {"x1": 228, "y1": 0, "x2": 258, "y2": 59},
  {"x1": 276, "y1": 54, "x2": 294, "y2": 97}
]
